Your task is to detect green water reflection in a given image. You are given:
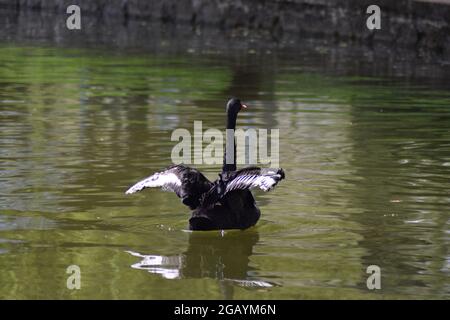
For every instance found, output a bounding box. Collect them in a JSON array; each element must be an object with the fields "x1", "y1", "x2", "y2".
[{"x1": 0, "y1": 44, "x2": 449, "y2": 299}]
